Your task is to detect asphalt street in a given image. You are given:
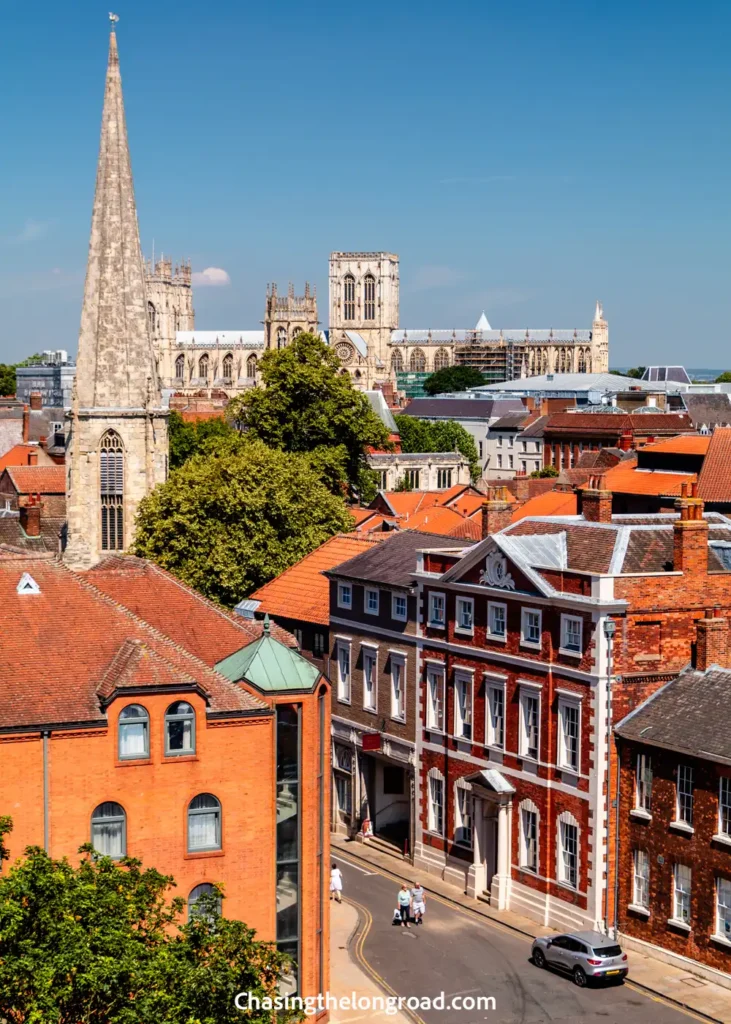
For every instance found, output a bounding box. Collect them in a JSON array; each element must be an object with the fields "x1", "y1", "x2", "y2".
[{"x1": 333, "y1": 854, "x2": 695, "y2": 1024}]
